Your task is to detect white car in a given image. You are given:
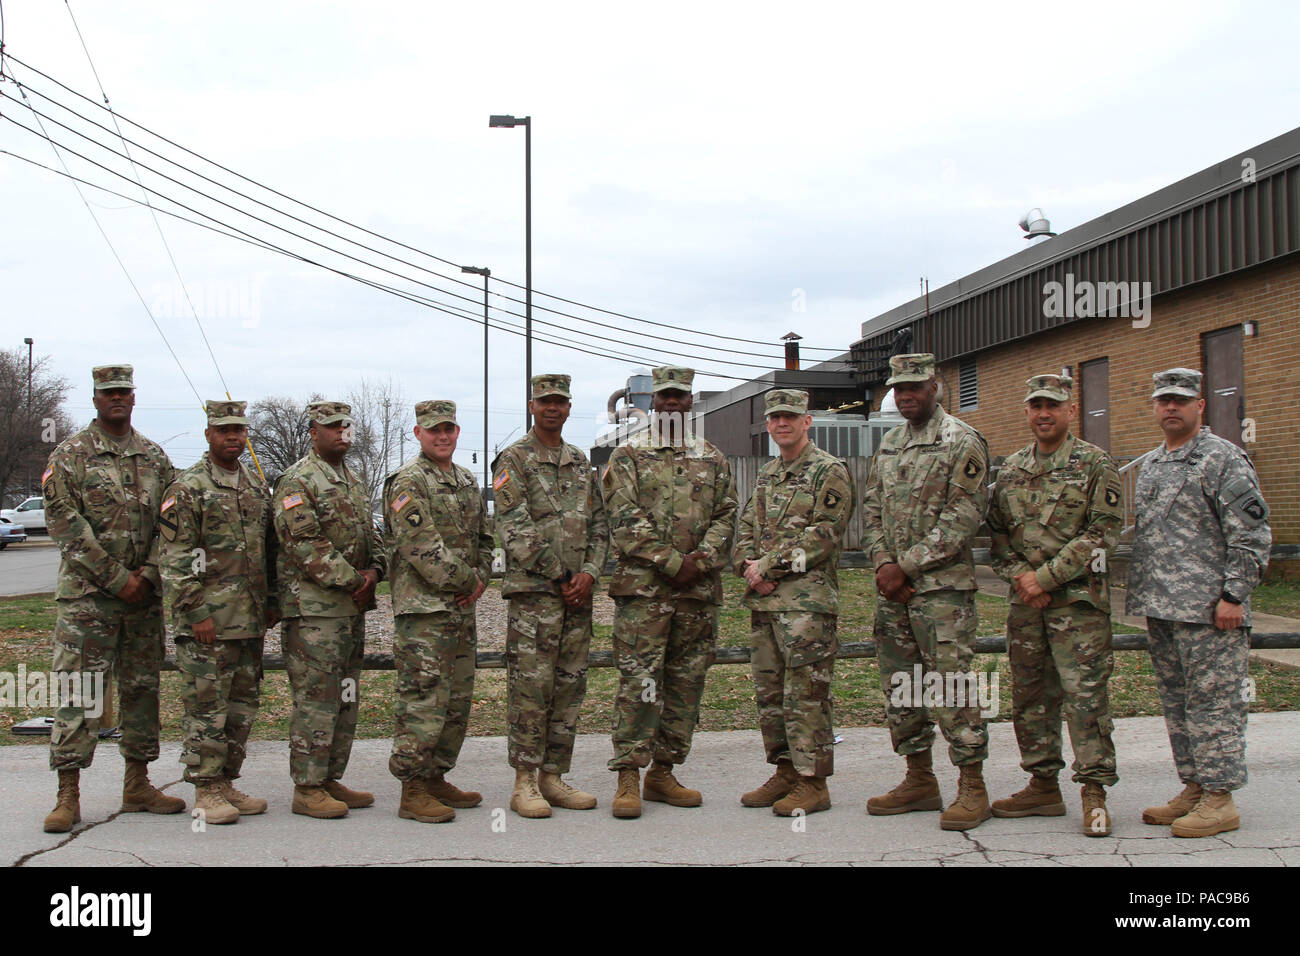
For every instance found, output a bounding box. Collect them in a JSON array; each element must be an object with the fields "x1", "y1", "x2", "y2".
[{"x1": 1, "y1": 496, "x2": 47, "y2": 533}]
